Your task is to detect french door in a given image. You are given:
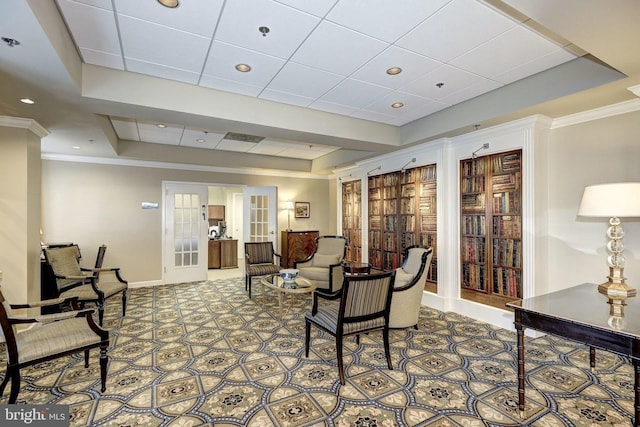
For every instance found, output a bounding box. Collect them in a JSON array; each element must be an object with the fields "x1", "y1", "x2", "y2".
[
  {"x1": 163, "y1": 183, "x2": 208, "y2": 284},
  {"x1": 243, "y1": 186, "x2": 278, "y2": 245}
]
